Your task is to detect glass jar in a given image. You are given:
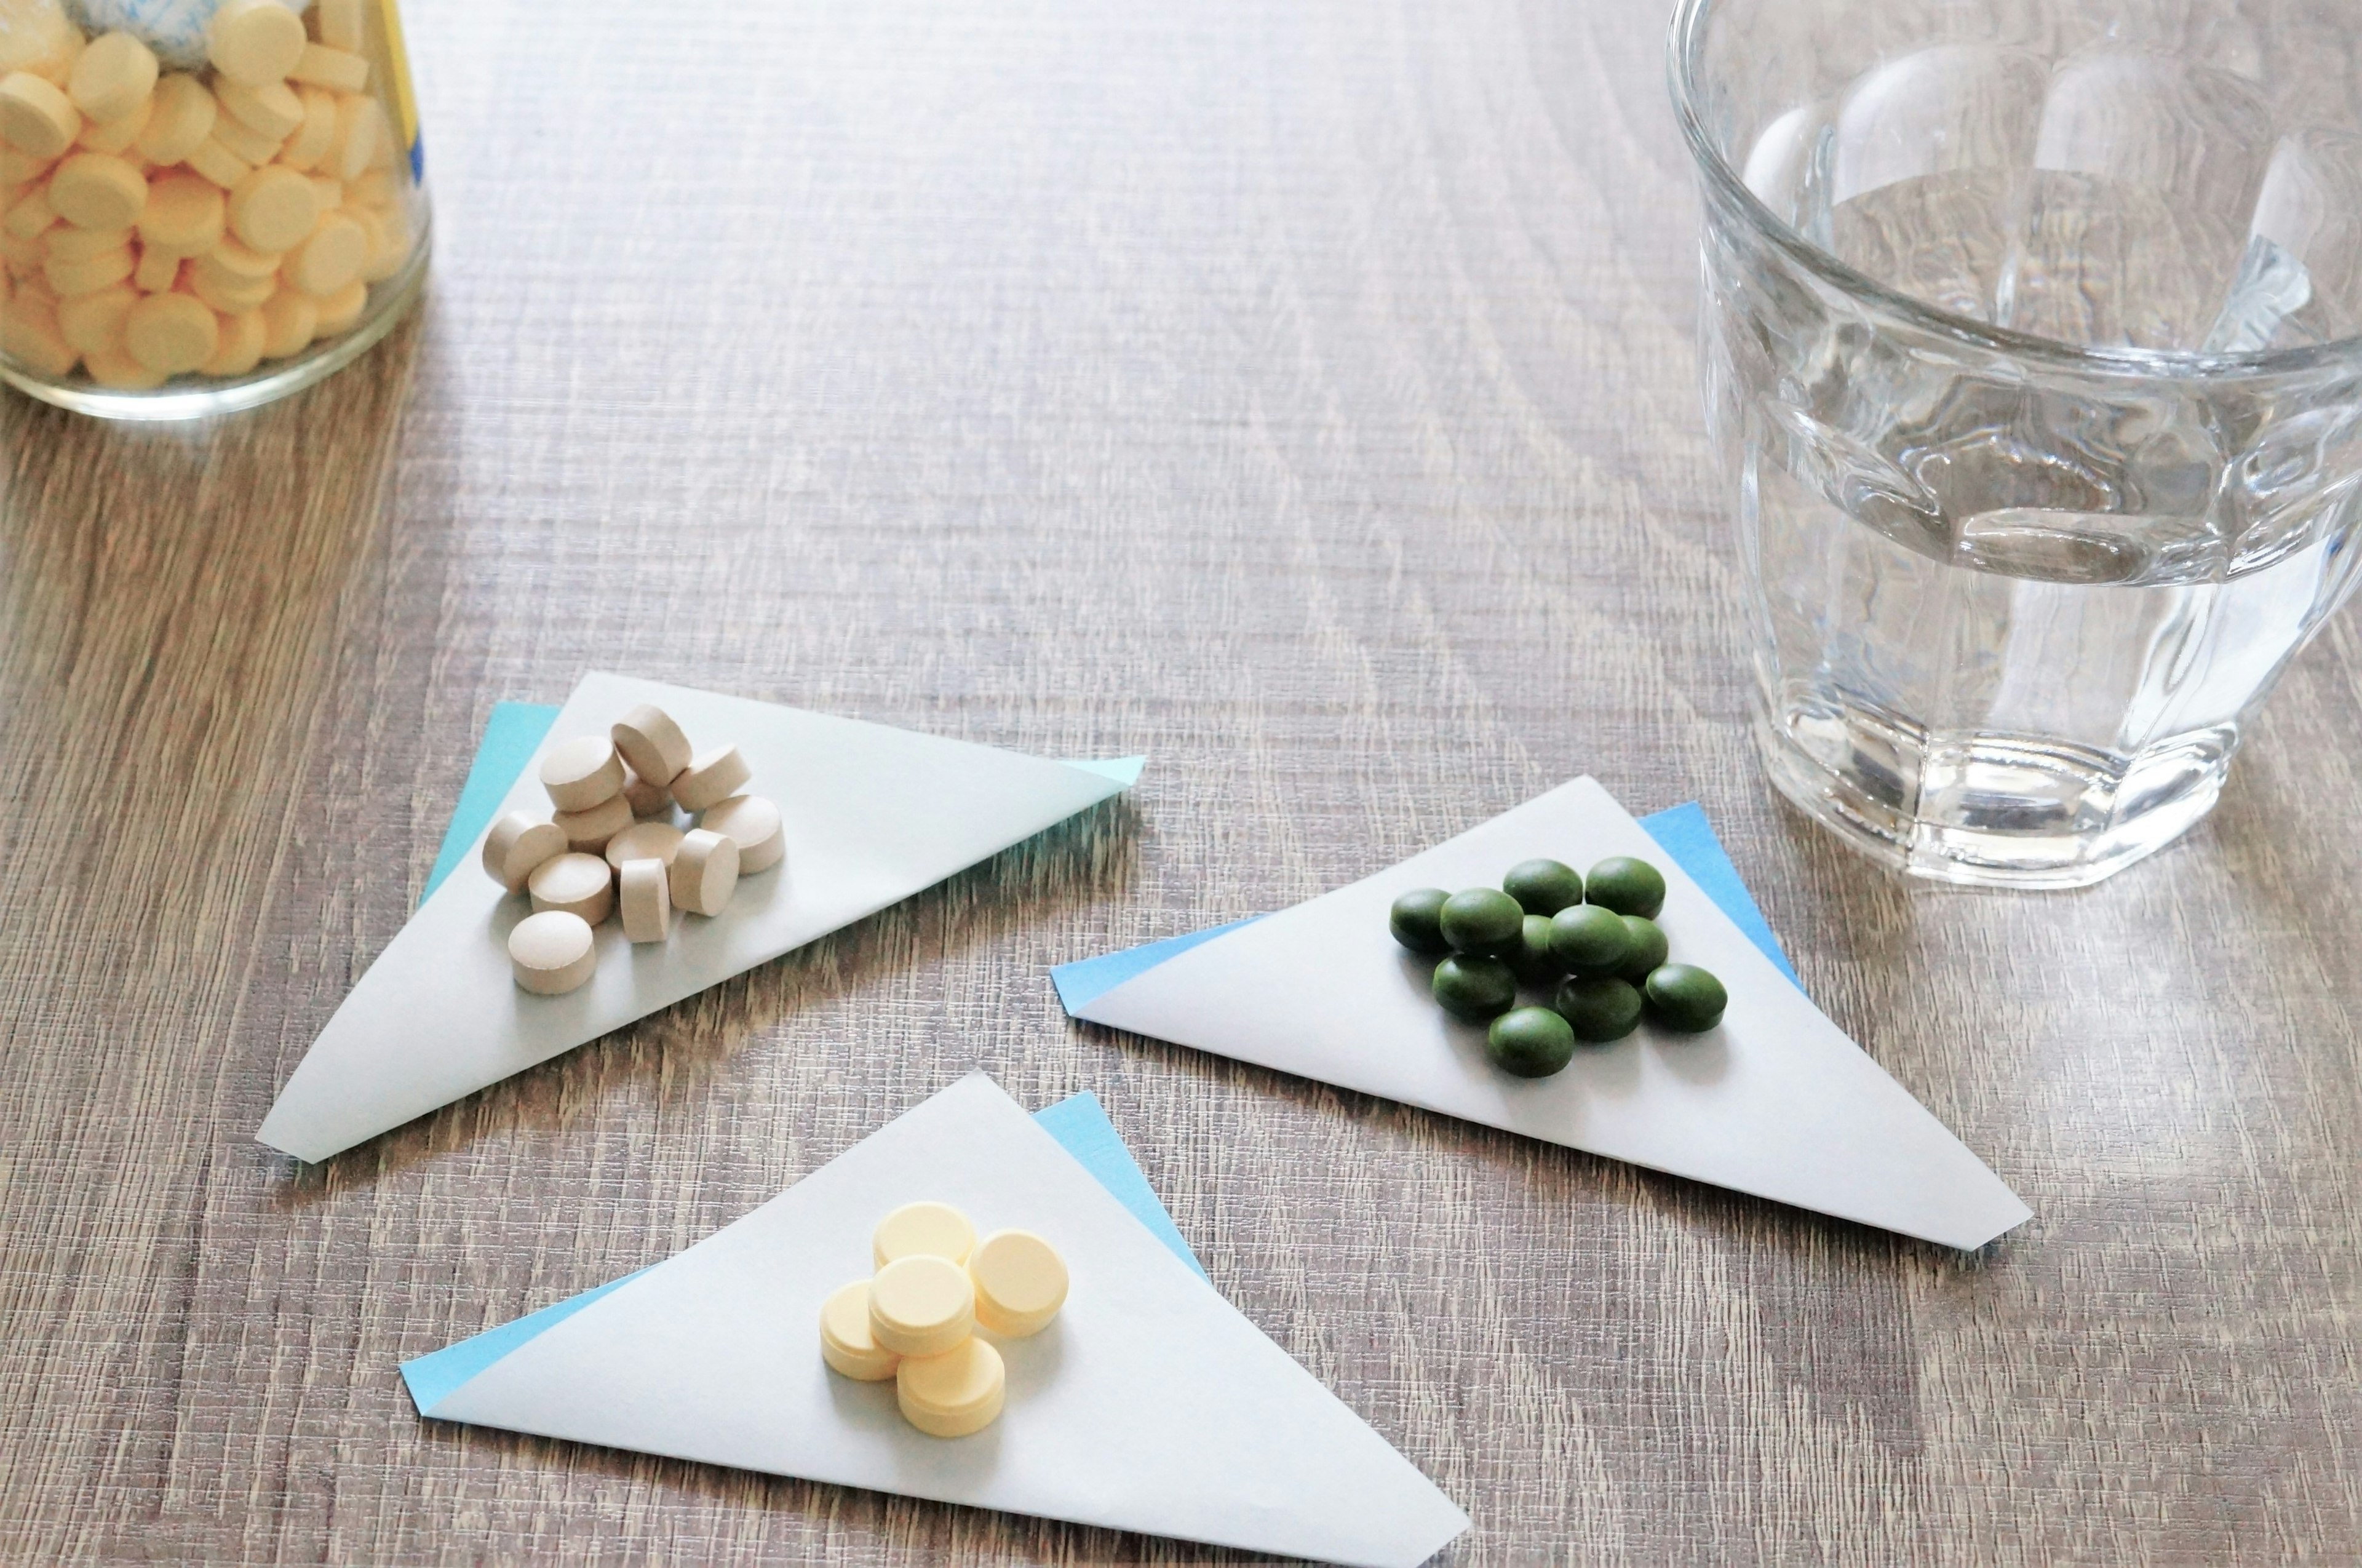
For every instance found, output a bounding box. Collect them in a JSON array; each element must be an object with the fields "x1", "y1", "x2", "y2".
[{"x1": 0, "y1": 0, "x2": 427, "y2": 418}]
